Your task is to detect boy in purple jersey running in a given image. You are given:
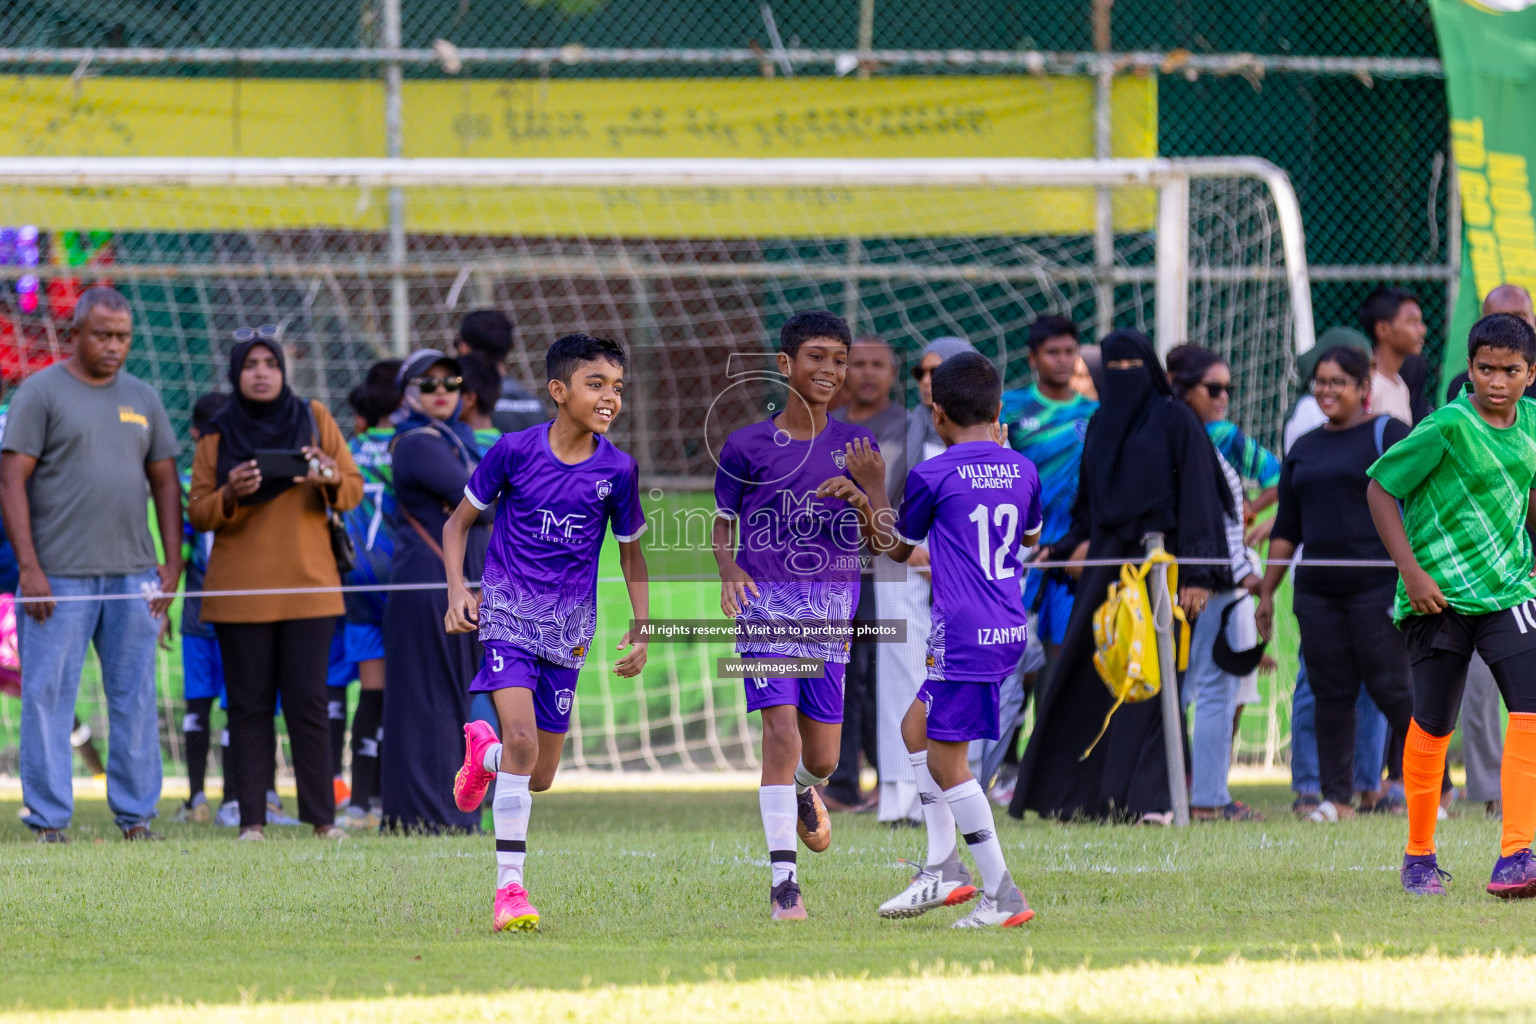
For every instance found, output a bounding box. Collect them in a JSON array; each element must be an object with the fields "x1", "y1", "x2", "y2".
[
  {"x1": 712, "y1": 310, "x2": 879, "y2": 920},
  {"x1": 822, "y1": 352, "x2": 1042, "y2": 928},
  {"x1": 441, "y1": 333, "x2": 650, "y2": 933}
]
